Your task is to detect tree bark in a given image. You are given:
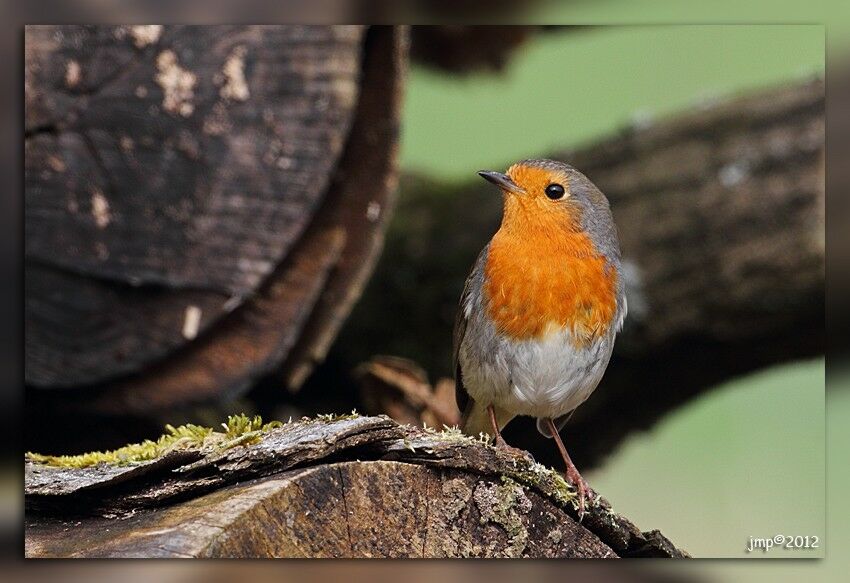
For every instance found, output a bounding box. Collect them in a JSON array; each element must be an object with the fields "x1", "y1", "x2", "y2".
[
  {"x1": 25, "y1": 416, "x2": 686, "y2": 558},
  {"x1": 335, "y1": 78, "x2": 825, "y2": 468}
]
